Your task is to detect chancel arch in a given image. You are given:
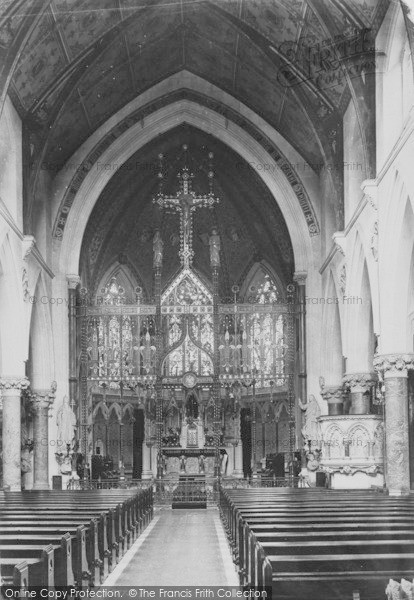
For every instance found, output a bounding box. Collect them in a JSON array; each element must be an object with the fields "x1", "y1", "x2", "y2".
[
  {"x1": 71, "y1": 123, "x2": 304, "y2": 481},
  {"x1": 54, "y1": 98, "x2": 316, "y2": 278}
]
